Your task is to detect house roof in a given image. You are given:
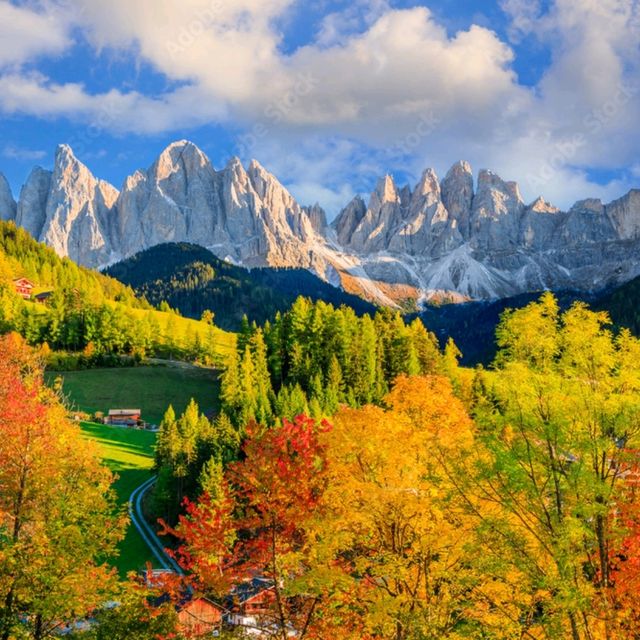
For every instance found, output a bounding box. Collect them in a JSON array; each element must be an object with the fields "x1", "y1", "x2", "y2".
[
  {"x1": 13, "y1": 277, "x2": 34, "y2": 287},
  {"x1": 178, "y1": 596, "x2": 226, "y2": 613},
  {"x1": 108, "y1": 409, "x2": 141, "y2": 416},
  {"x1": 230, "y1": 577, "x2": 275, "y2": 605}
]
